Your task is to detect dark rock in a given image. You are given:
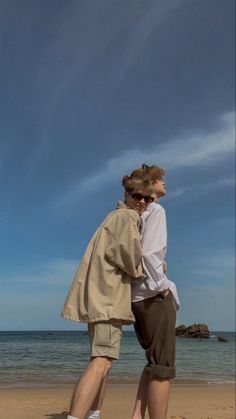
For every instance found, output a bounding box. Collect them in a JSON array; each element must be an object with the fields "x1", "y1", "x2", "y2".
[
  {"x1": 176, "y1": 323, "x2": 210, "y2": 338},
  {"x1": 175, "y1": 325, "x2": 186, "y2": 336},
  {"x1": 217, "y1": 336, "x2": 228, "y2": 342}
]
